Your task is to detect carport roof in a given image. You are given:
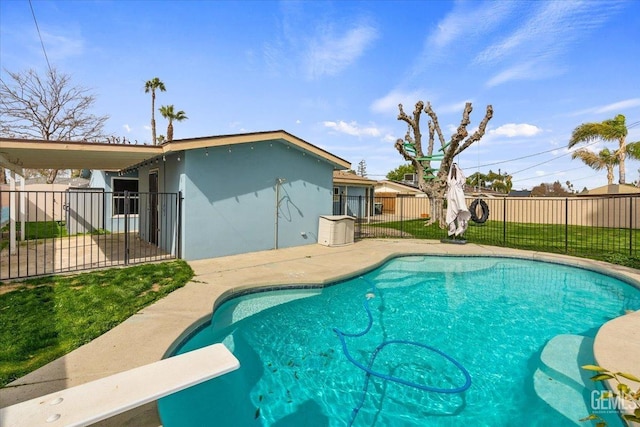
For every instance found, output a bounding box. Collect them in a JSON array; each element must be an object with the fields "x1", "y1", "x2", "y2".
[{"x1": 0, "y1": 130, "x2": 350, "y2": 174}]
